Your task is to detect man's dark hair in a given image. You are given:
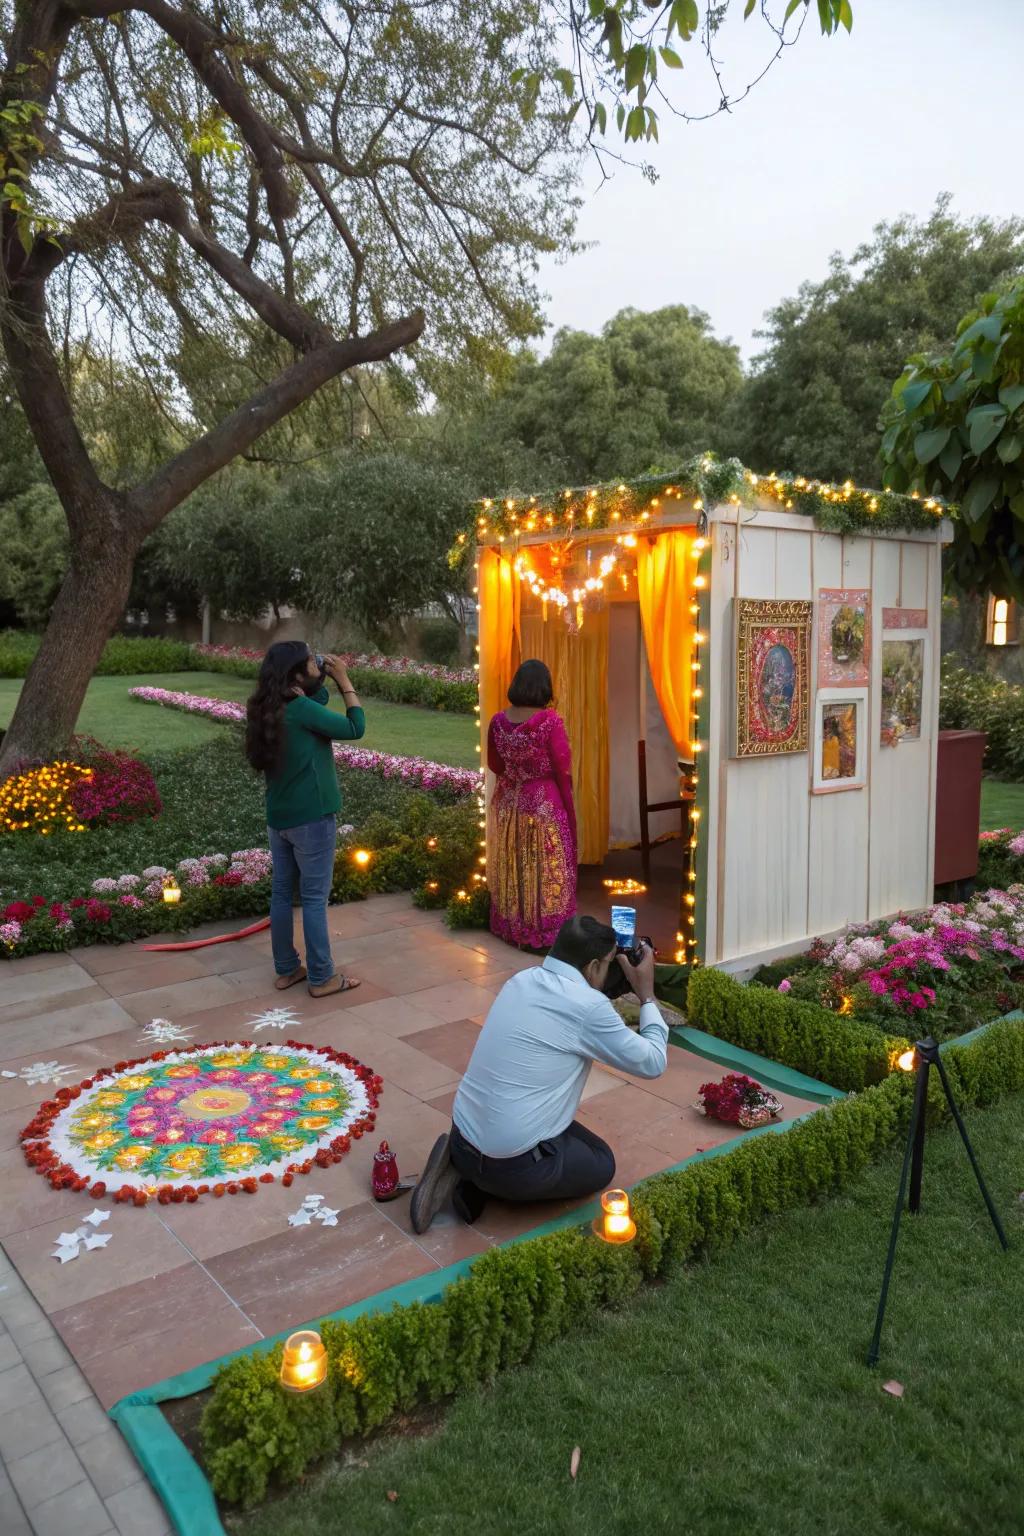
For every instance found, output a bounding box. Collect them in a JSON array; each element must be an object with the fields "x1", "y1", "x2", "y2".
[
  {"x1": 551, "y1": 915, "x2": 617, "y2": 972},
  {"x1": 507, "y1": 658, "x2": 553, "y2": 709}
]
